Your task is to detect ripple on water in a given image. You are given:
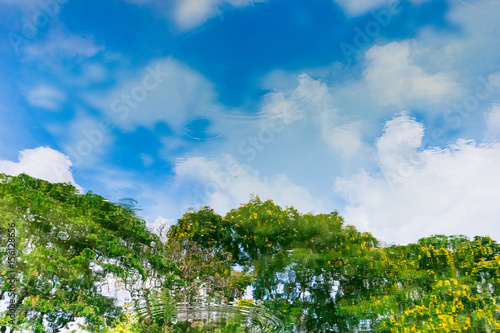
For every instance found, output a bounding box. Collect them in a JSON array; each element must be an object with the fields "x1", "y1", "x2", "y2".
[{"x1": 131, "y1": 301, "x2": 286, "y2": 332}]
